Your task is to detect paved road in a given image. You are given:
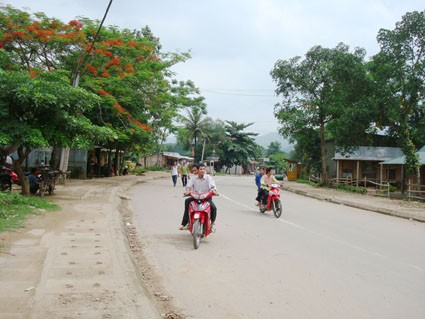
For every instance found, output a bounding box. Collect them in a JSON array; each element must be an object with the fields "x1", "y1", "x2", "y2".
[{"x1": 130, "y1": 175, "x2": 425, "y2": 319}]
